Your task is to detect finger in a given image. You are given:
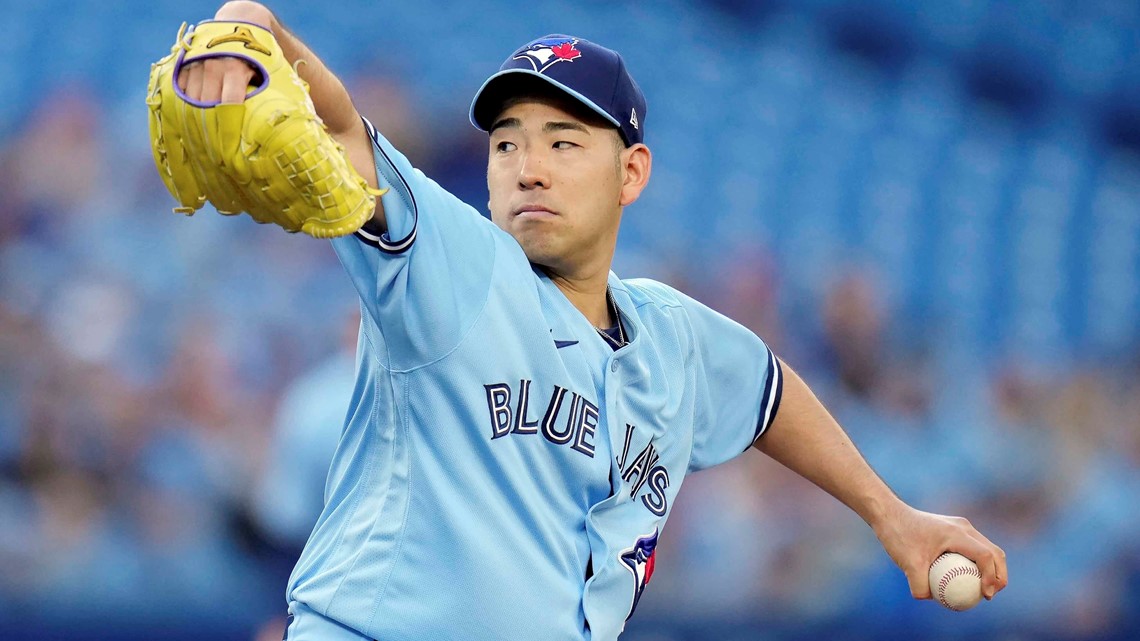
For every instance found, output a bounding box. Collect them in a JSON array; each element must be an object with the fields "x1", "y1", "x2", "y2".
[
  {"x1": 981, "y1": 543, "x2": 1008, "y2": 599},
  {"x1": 220, "y1": 60, "x2": 256, "y2": 104},
  {"x1": 177, "y1": 62, "x2": 190, "y2": 93},
  {"x1": 943, "y1": 534, "x2": 999, "y2": 599},
  {"x1": 957, "y1": 528, "x2": 1008, "y2": 599},
  {"x1": 994, "y1": 545, "x2": 1009, "y2": 593},
  {"x1": 966, "y1": 526, "x2": 1012, "y2": 593},
  {"x1": 186, "y1": 62, "x2": 205, "y2": 102},
  {"x1": 200, "y1": 59, "x2": 223, "y2": 104}
]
